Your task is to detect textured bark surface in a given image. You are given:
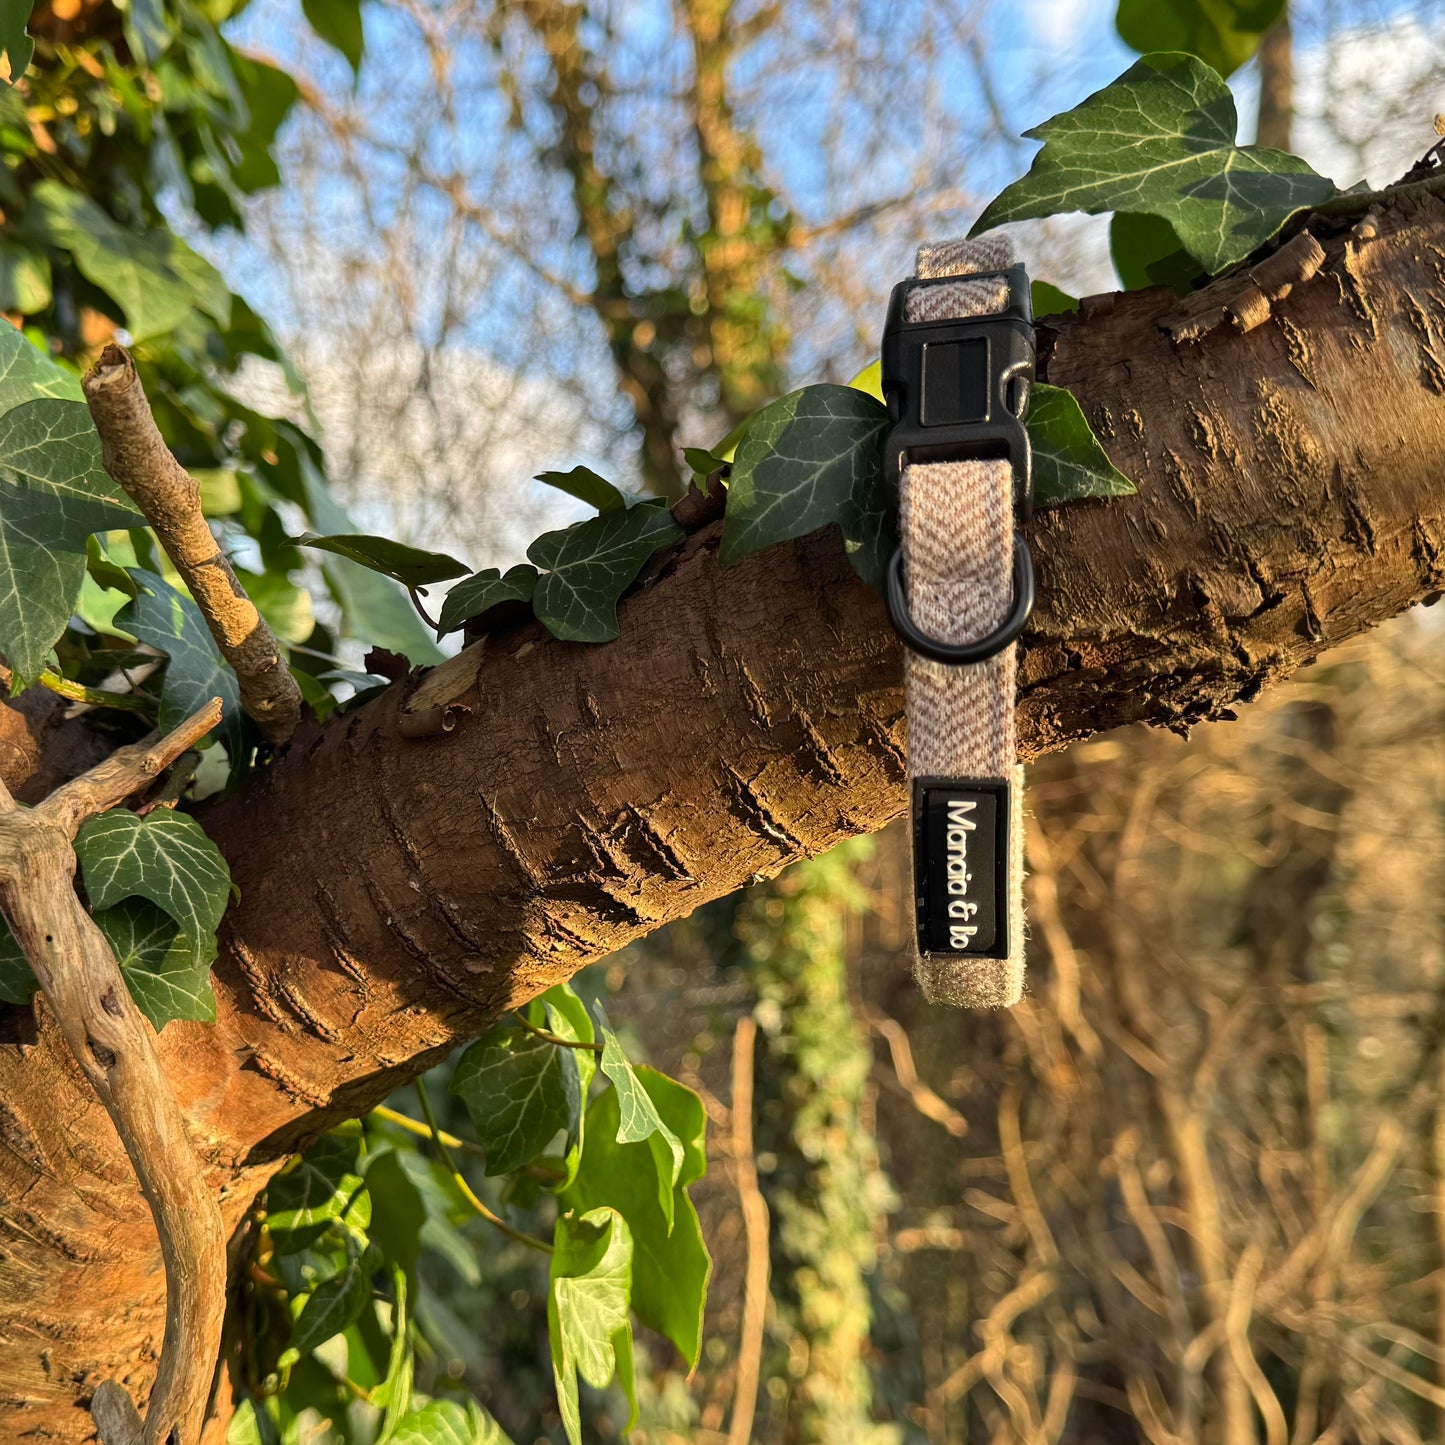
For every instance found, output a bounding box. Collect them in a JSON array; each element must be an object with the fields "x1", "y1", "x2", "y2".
[{"x1": 0, "y1": 189, "x2": 1442, "y2": 1438}]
